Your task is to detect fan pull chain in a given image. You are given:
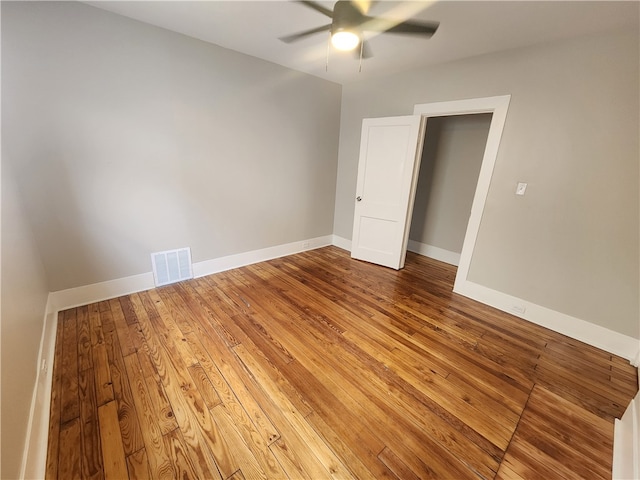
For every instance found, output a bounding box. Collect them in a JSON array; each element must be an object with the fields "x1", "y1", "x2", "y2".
[
  {"x1": 326, "y1": 31, "x2": 331, "y2": 72},
  {"x1": 358, "y1": 39, "x2": 364, "y2": 72}
]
